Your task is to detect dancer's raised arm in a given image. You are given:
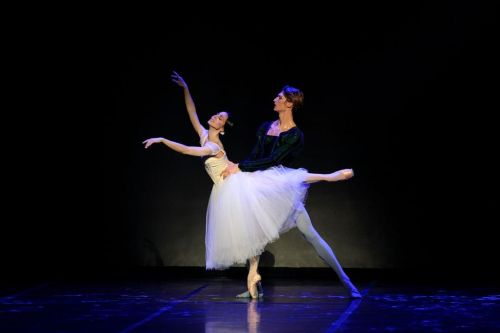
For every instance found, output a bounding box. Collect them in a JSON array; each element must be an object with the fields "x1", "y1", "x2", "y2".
[{"x1": 171, "y1": 71, "x2": 206, "y2": 137}]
